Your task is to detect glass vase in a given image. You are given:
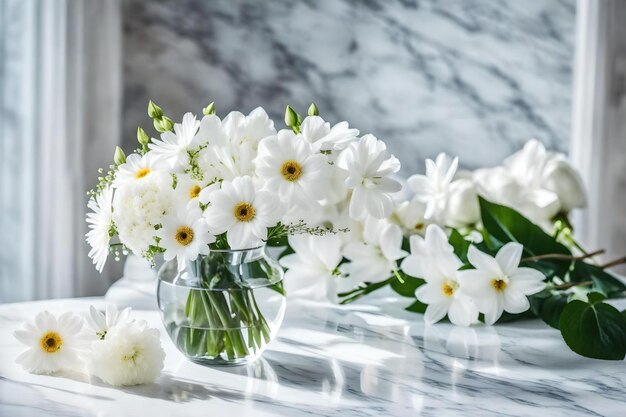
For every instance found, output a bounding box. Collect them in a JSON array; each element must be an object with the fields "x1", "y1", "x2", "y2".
[{"x1": 157, "y1": 246, "x2": 286, "y2": 366}]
